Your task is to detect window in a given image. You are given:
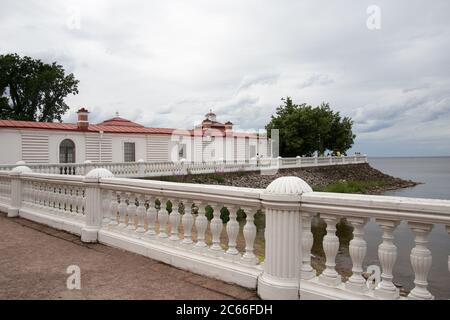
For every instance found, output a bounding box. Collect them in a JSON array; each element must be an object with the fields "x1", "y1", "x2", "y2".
[
  {"x1": 250, "y1": 145, "x2": 256, "y2": 158},
  {"x1": 124, "y1": 142, "x2": 136, "y2": 162},
  {"x1": 178, "y1": 143, "x2": 186, "y2": 159},
  {"x1": 59, "y1": 139, "x2": 75, "y2": 163}
]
